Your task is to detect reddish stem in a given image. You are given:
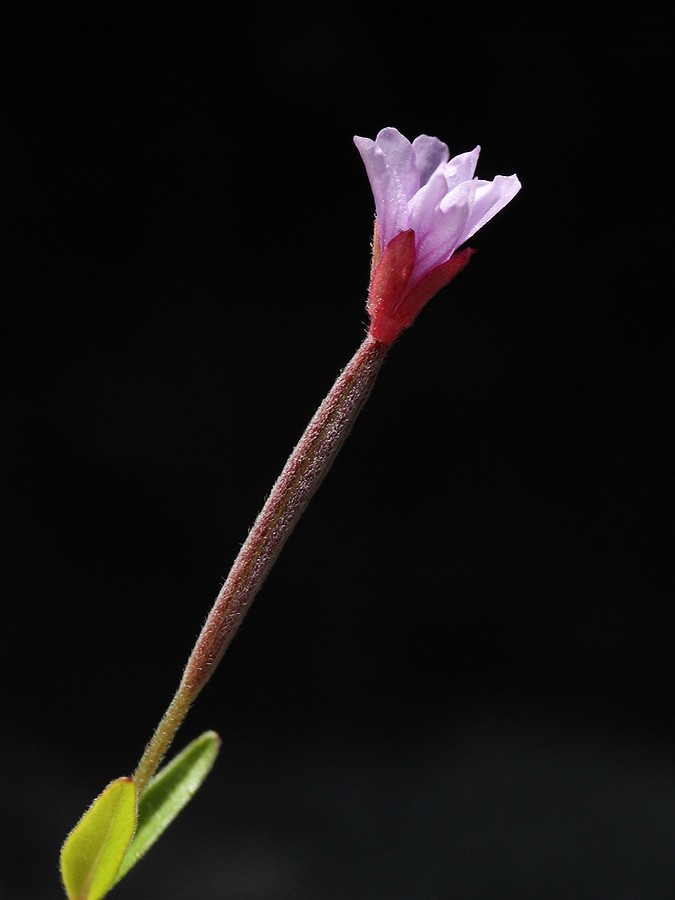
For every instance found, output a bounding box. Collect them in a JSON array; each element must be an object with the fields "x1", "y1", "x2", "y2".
[{"x1": 134, "y1": 332, "x2": 388, "y2": 794}]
